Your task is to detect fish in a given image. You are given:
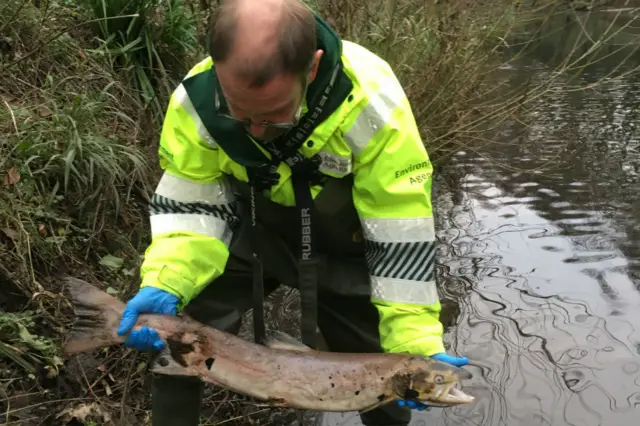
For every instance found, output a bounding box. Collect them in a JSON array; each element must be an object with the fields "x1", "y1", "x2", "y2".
[{"x1": 61, "y1": 276, "x2": 475, "y2": 412}]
